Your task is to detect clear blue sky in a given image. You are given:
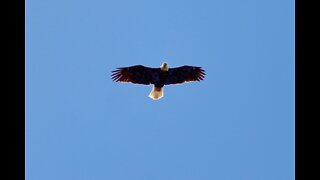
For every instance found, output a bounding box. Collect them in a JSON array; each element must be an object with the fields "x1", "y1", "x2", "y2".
[{"x1": 26, "y1": 0, "x2": 294, "y2": 179}]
